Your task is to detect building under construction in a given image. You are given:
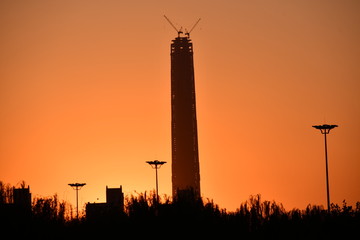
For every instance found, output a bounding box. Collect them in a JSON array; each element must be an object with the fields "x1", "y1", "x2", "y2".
[{"x1": 168, "y1": 17, "x2": 201, "y2": 200}]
